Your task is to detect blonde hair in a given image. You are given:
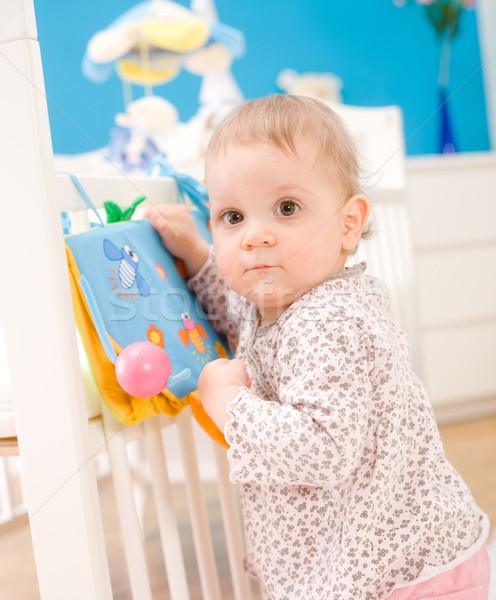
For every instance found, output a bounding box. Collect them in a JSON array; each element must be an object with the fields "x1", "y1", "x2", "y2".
[{"x1": 206, "y1": 94, "x2": 362, "y2": 200}]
